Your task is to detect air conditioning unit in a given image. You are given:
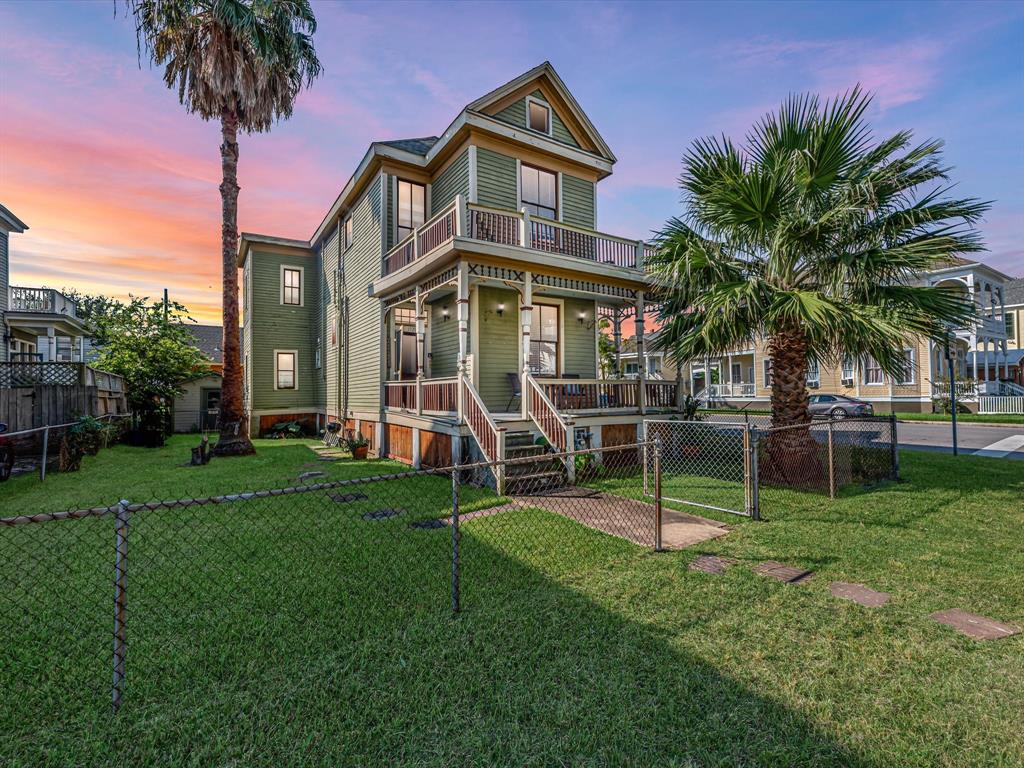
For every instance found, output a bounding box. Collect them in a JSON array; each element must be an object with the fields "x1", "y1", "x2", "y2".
[
  {"x1": 808, "y1": 380, "x2": 820, "y2": 389},
  {"x1": 841, "y1": 377, "x2": 854, "y2": 387}
]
